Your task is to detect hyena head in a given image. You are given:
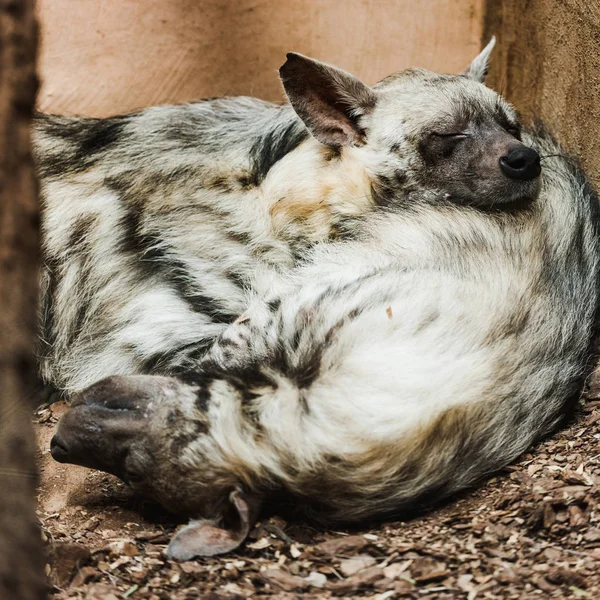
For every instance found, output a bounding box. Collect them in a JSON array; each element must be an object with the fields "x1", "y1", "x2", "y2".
[
  {"x1": 280, "y1": 38, "x2": 541, "y2": 208},
  {"x1": 50, "y1": 375, "x2": 261, "y2": 558}
]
